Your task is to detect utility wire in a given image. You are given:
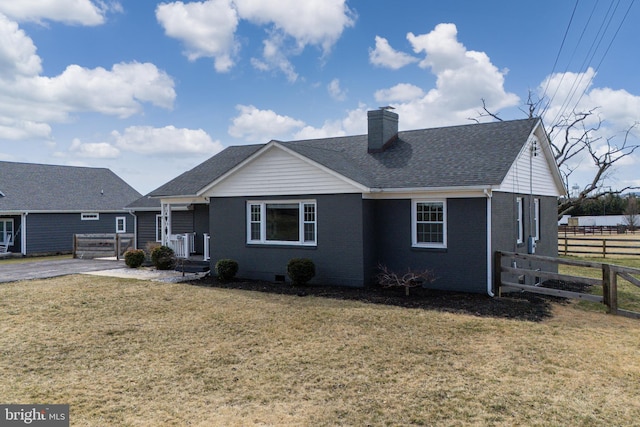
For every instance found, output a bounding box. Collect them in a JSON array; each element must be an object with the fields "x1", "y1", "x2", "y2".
[
  {"x1": 570, "y1": 0, "x2": 635, "y2": 113},
  {"x1": 540, "y1": 0, "x2": 579, "y2": 115},
  {"x1": 548, "y1": 0, "x2": 623, "y2": 128},
  {"x1": 541, "y1": 0, "x2": 597, "y2": 118}
]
